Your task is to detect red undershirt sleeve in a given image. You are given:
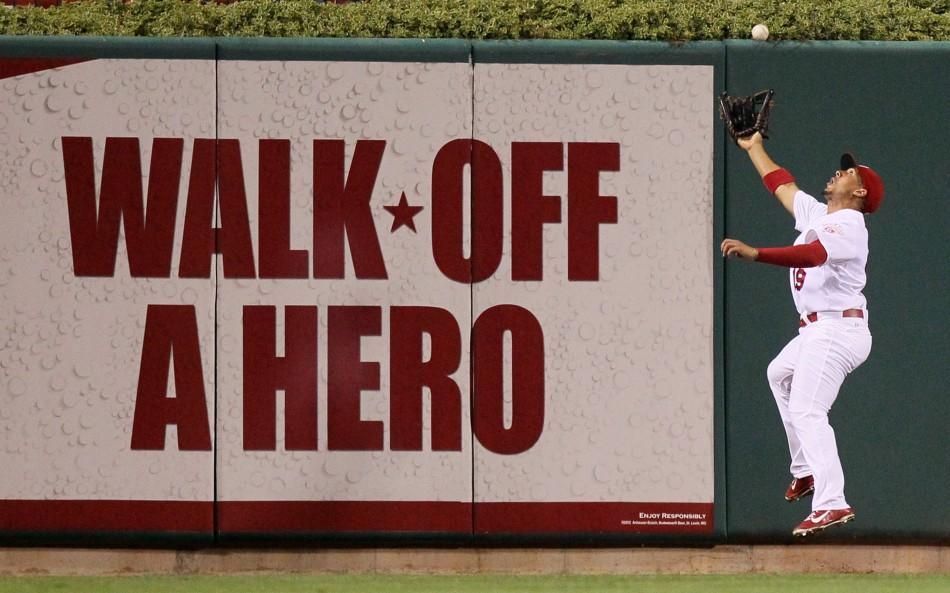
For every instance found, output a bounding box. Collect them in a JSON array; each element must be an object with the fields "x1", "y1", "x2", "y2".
[{"x1": 756, "y1": 240, "x2": 828, "y2": 268}]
